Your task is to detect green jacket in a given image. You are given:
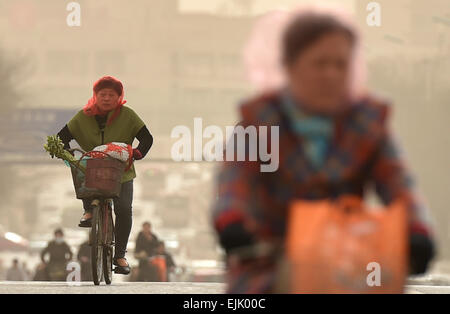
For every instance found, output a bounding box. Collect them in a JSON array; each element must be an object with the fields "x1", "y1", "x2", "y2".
[{"x1": 67, "y1": 106, "x2": 145, "y2": 182}]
